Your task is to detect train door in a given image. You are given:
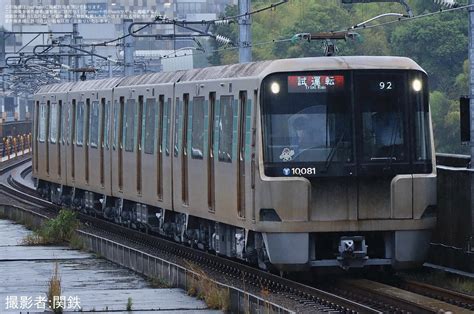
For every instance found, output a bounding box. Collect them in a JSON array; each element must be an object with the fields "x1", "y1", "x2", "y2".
[
  {"x1": 213, "y1": 94, "x2": 238, "y2": 219},
  {"x1": 35, "y1": 99, "x2": 48, "y2": 178},
  {"x1": 121, "y1": 96, "x2": 138, "y2": 196},
  {"x1": 207, "y1": 93, "x2": 216, "y2": 211},
  {"x1": 354, "y1": 71, "x2": 413, "y2": 219},
  {"x1": 87, "y1": 96, "x2": 101, "y2": 190},
  {"x1": 237, "y1": 91, "x2": 247, "y2": 218},
  {"x1": 140, "y1": 92, "x2": 160, "y2": 204},
  {"x1": 184, "y1": 93, "x2": 207, "y2": 215}
]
